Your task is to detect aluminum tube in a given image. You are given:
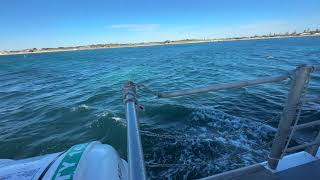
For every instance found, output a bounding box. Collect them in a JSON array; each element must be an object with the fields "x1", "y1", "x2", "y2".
[
  {"x1": 158, "y1": 74, "x2": 290, "y2": 98},
  {"x1": 123, "y1": 82, "x2": 146, "y2": 180}
]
